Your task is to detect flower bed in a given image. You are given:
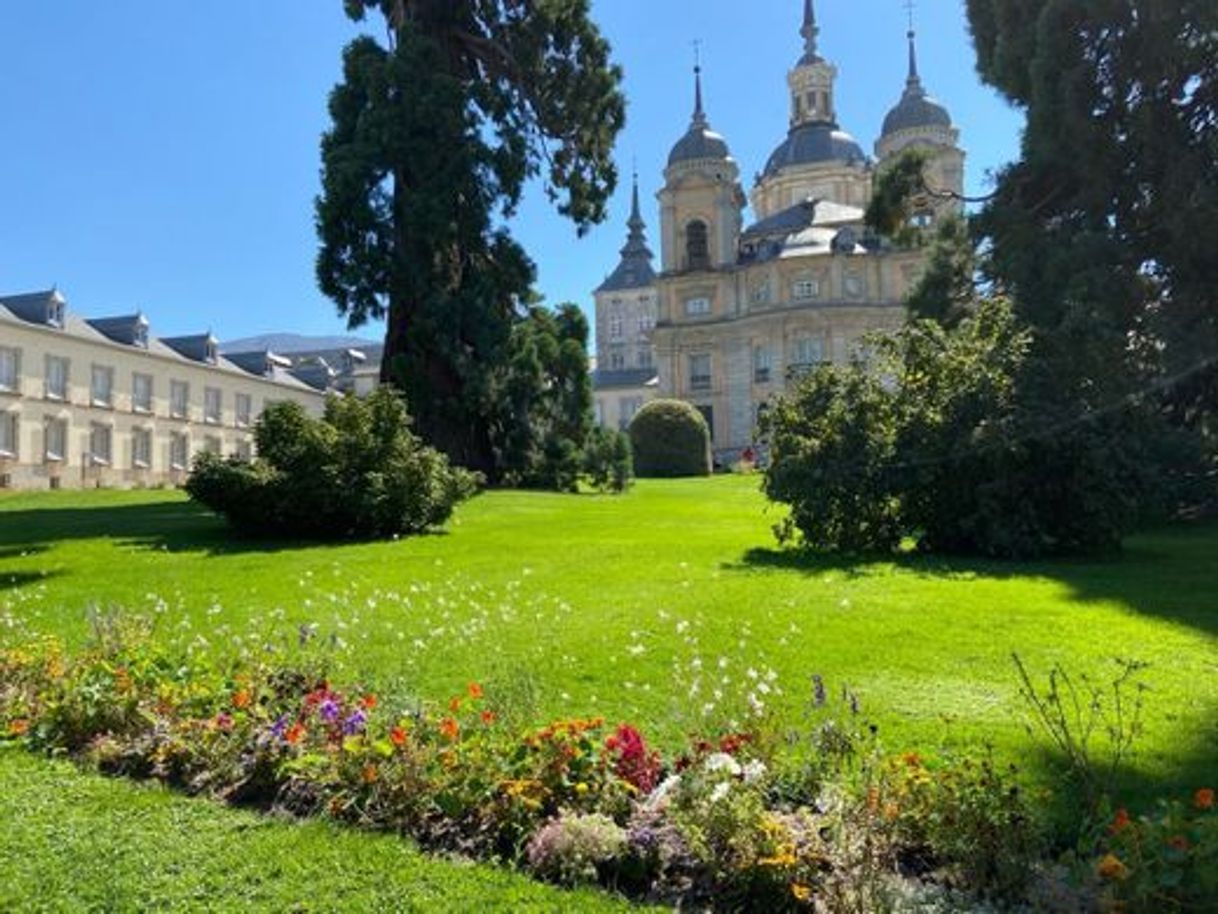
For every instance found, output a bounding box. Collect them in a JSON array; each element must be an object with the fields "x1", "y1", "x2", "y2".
[{"x1": 0, "y1": 626, "x2": 1213, "y2": 912}]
